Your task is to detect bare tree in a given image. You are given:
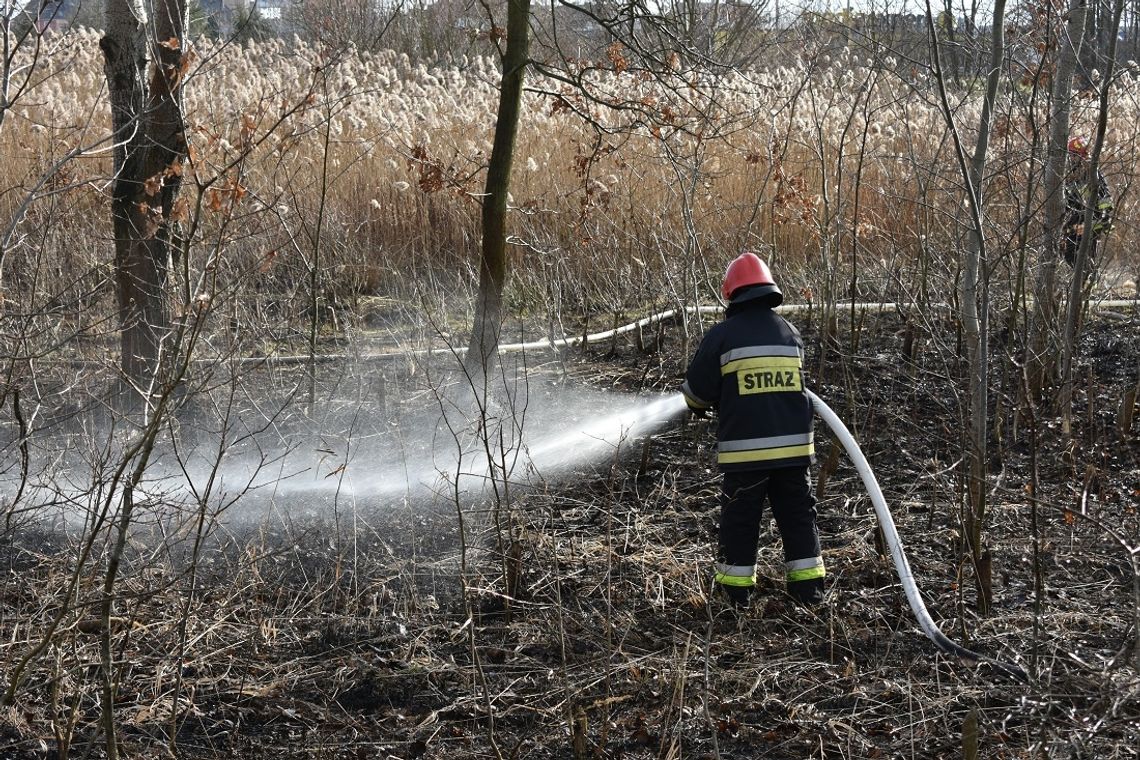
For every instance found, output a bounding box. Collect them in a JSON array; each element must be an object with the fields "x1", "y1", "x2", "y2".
[
  {"x1": 285, "y1": 0, "x2": 403, "y2": 52},
  {"x1": 1, "y1": 0, "x2": 45, "y2": 134},
  {"x1": 464, "y1": 0, "x2": 530, "y2": 382},
  {"x1": 101, "y1": 0, "x2": 188, "y2": 399},
  {"x1": 926, "y1": 0, "x2": 1007, "y2": 612},
  {"x1": 1059, "y1": 0, "x2": 1124, "y2": 432},
  {"x1": 1031, "y1": 0, "x2": 1086, "y2": 400},
  {"x1": 462, "y1": 0, "x2": 787, "y2": 382}
]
